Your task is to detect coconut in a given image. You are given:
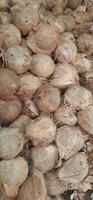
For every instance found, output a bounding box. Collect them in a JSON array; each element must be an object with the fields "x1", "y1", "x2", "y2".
[
  {"x1": 17, "y1": 73, "x2": 41, "y2": 100},
  {"x1": 64, "y1": 85, "x2": 93, "y2": 111},
  {"x1": 30, "y1": 53, "x2": 55, "y2": 78},
  {"x1": 26, "y1": 115, "x2": 56, "y2": 147},
  {"x1": 0, "y1": 0, "x2": 9, "y2": 11},
  {"x1": 60, "y1": 15, "x2": 75, "y2": 31},
  {"x1": 5, "y1": 46, "x2": 32, "y2": 74},
  {"x1": 80, "y1": 71, "x2": 93, "y2": 93},
  {"x1": 26, "y1": 24, "x2": 59, "y2": 55},
  {"x1": 67, "y1": 0, "x2": 82, "y2": 10},
  {"x1": 58, "y1": 153, "x2": 89, "y2": 184},
  {"x1": 0, "y1": 157, "x2": 28, "y2": 198},
  {"x1": 77, "y1": 105, "x2": 93, "y2": 135},
  {"x1": 22, "y1": 99, "x2": 39, "y2": 118},
  {"x1": 77, "y1": 33, "x2": 93, "y2": 55},
  {"x1": 0, "y1": 24, "x2": 21, "y2": 49},
  {"x1": 31, "y1": 144, "x2": 58, "y2": 172},
  {"x1": 0, "y1": 12, "x2": 12, "y2": 24},
  {"x1": 10, "y1": 114, "x2": 31, "y2": 132},
  {"x1": 54, "y1": 105, "x2": 77, "y2": 125},
  {"x1": 0, "y1": 68, "x2": 19, "y2": 100},
  {"x1": 0, "y1": 127, "x2": 24, "y2": 160},
  {"x1": 50, "y1": 63, "x2": 79, "y2": 89},
  {"x1": 56, "y1": 125, "x2": 84, "y2": 160},
  {"x1": 55, "y1": 39, "x2": 77, "y2": 64},
  {"x1": 11, "y1": 5, "x2": 38, "y2": 36},
  {"x1": 0, "y1": 96, "x2": 22, "y2": 123}
]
